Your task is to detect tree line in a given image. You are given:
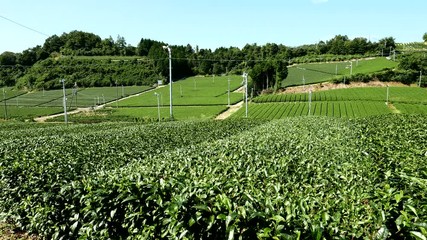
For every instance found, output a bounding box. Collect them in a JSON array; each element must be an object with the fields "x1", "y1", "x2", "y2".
[{"x1": 0, "y1": 30, "x2": 424, "y2": 91}]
